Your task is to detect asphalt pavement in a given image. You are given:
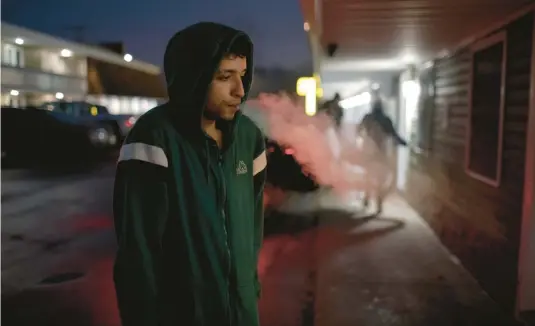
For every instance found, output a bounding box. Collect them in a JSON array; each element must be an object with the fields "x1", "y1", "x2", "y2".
[
  {"x1": 1, "y1": 162, "x2": 317, "y2": 326},
  {"x1": 1, "y1": 163, "x2": 527, "y2": 326}
]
